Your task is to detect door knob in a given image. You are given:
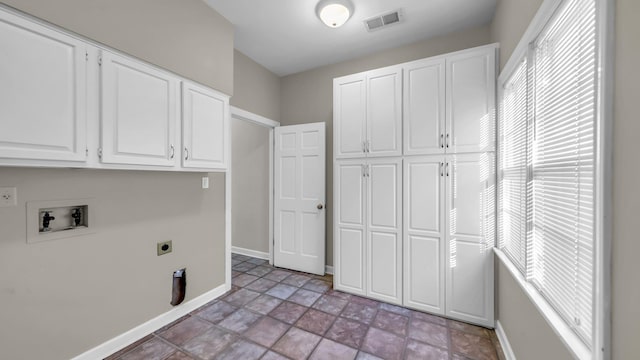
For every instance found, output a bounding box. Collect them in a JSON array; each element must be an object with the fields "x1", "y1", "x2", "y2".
[{"x1": 317, "y1": 204, "x2": 324, "y2": 210}]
